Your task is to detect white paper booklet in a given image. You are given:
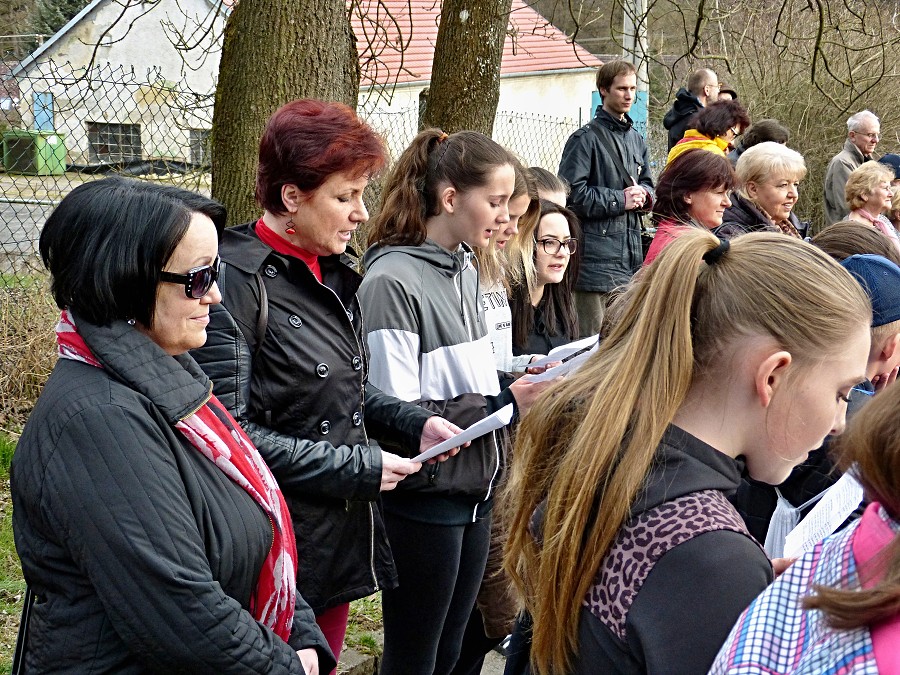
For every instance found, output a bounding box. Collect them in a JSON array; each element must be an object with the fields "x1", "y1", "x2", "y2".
[
  {"x1": 782, "y1": 469, "x2": 865, "y2": 559},
  {"x1": 527, "y1": 335, "x2": 600, "y2": 368},
  {"x1": 410, "y1": 404, "x2": 515, "y2": 463}
]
